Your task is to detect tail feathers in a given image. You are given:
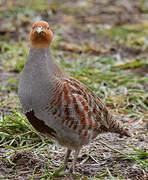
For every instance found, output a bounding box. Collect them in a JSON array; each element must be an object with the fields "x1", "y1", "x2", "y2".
[{"x1": 109, "y1": 119, "x2": 131, "y2": 137}]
